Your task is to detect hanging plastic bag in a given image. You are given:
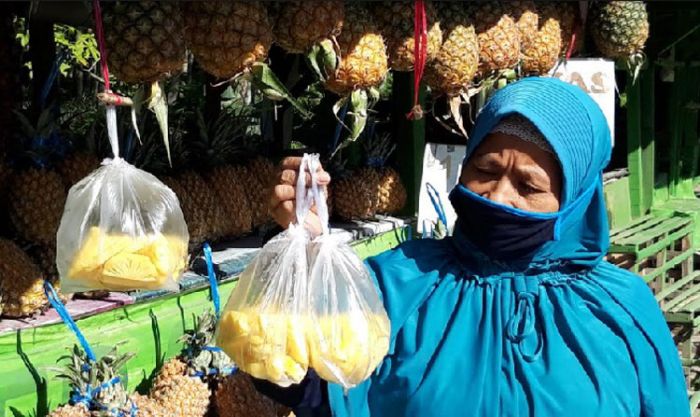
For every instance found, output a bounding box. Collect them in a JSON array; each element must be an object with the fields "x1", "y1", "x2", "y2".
[
  {"x1": 57, "y1": 106, "x2": 189, "y2": 293},
  {"x1": 215, "y1": 154, "x2": 317, "y2": 387},
  {"x1": 305, "y1": 169, "x2": 390, "y2": 389}
]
